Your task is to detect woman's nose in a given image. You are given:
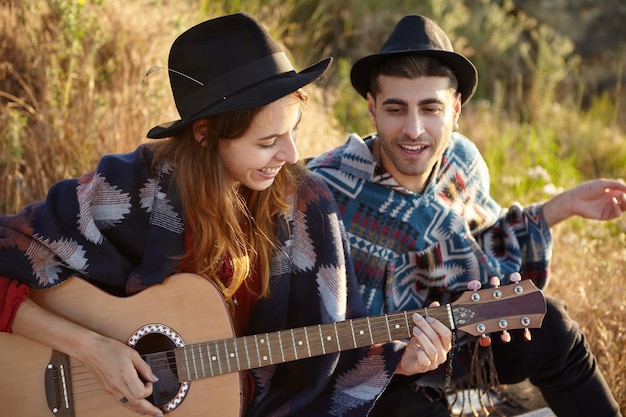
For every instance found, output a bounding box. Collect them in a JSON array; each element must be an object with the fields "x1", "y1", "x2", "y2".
[{"x1": 276, "y1": 135, "x2": 299, "y2": 163}]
